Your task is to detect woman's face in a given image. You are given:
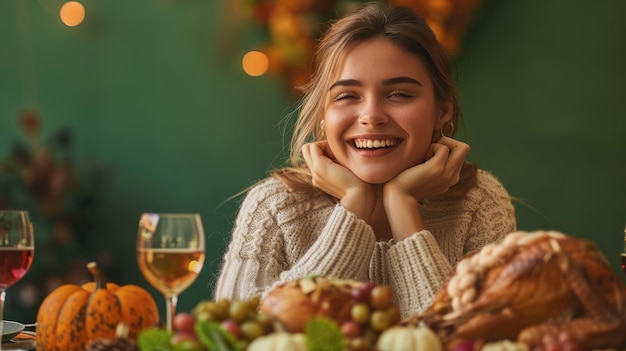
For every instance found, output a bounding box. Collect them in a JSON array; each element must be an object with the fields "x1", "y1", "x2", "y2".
[{"x1": 324, "y1": 38, "x2": 450, "y2": 184}]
